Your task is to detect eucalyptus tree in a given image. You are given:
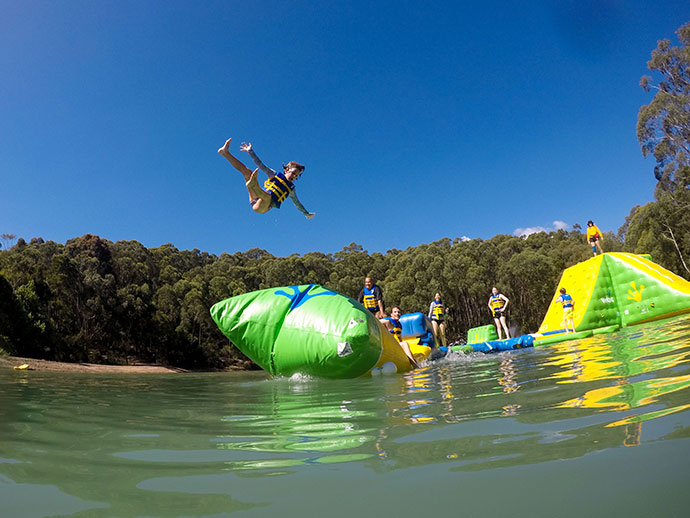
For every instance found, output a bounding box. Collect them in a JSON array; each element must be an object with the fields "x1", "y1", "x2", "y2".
[{"x1": 637, "y1": 22, "x2": 690, "y2": 274}]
